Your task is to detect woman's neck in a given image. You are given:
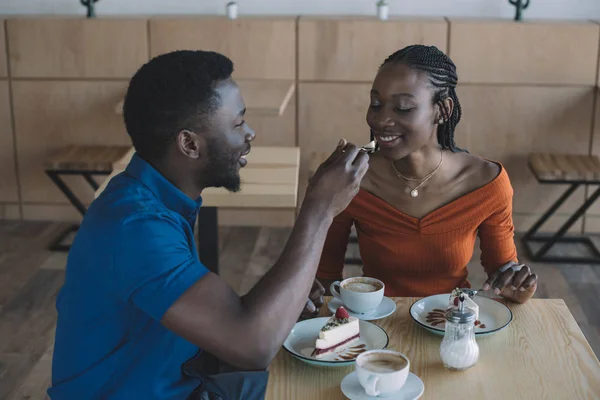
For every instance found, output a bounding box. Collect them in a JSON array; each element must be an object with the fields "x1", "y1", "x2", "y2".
[{"x1": 392, "y1": 145, "x2": 444, "y2": 179}]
